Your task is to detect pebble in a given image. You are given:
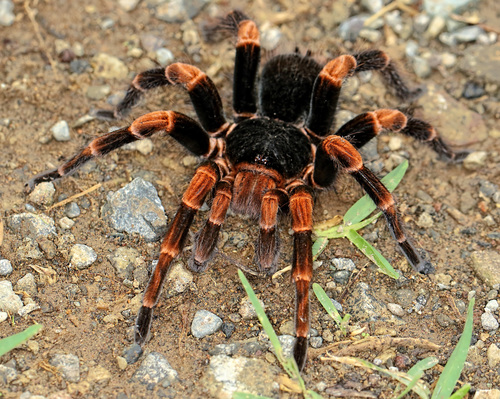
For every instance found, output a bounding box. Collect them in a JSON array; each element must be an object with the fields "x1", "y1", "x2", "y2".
[
  {"x1": 412, "y1": 56, "x2": 432, "y2": 79},
  {"x1": 260, "y1": 26, "x2": 282, "y2": 51},
  {"x1": 423, "y1": 0, "x2": 476, "y2": 17},
  {"x1": 132, "y1": 352, "x2": 178, "y2": 389},
  {"x1": 310, "y1": 336, "x2": 323, "y2": 349},
  {"x1": 0, "y1": 312, "x2": 9, "y2": 323},
  {"x1": 0, "y1": 281, "x2": 23, "y2": 313},
  {"x1": 51, "y1": 120, "x2": 70, "y2": 142},
  {"x1": 49, "y1": 354, "x2": 80, "y2": 382},
  {"x1": 155, "y1": 48, "x2": 174, "y2": 67},
  {"x1": 102, "y1": 178, "x2": 168, "y2": 242},
  {"x1": 0, "y1": 364, "x2": 17, "y2": 385},
  {"x1": 7, "y1": 213, "x2": 56, "y2": 239},
  {"x1": 91, "y1": 53, "x2": 128, "y2": 79},
  {"x1": 70, "y1": 59, "x2": 91, "y2": 74},
  {"x1": 441, "y1": 52, "x2": 457, "y2": 68},
  {"x1": 205, "y1": 355, "x2": 279, "y2": 399},
  {"x1": 116, "y1": 356, "x2": 128, "y2": 370},
  {"x1": 69, "y1": 244, "x2": 97, "y2": 270},
  {"x1": 345, "y1": 282, "x2": 388, "y2": 321},
  {"x1": 462, "y1": 81, "x2": 485, "y2": 99},
  {"x1": 479, "y1": 180, "x2": 498, "y2": 199},
  {"x1": 387, "y1": 303, "x2": 405, "y2": 317},
  {"x1": 28, "y1": 182, "x2": 56, "y2": 206},
  {"x1": 331, "y1": 257, "x2": 356, "y2": 271},
  {"x1": 425, "y1": 15, "x2": 446, "y2": 39},
  {"x1": 165, "y1": 262, "x2": 193, "y2": 296},
  {"x1": 361, "y1": 0, "x2": 383, "y2": 13},
  {"x1": 358, "y1": 28, "x2": 381, "y2": 42},
  {"x1": 154, "y1": 0, "x2": 209, "y2": 23},
  {"x1": 239, "y1": 297, "x2": 264, "y2": 320},
  {"x1": 123, "y1": 343, "x2": 143, "y2": 364},
  {"x1": 191, "y1": 309, "x2": 223, "y2": 338},
  {"x1": 277, "y1": 335, "x2": 295, "y2": 359},
  {"x1": 118, "y1": 0, "x2": 140, "y2": 11},
  {"x1": 64, "y1": 202, "x2": 81, "y2": 218},
  {"x1": 450, "y1": 25, "x2": 485, "y2": 43},
  {"x1": 470, "y1": 251, "x2": 500, "y2": 288},
  {"x1": 58, "y1": 217, "x2": 75, "y2": 229},
  {"x1": 481, "y1": 312, "x2": 499, "y2": 331},
  {"x1": 463, "y1": 151, "x2": 487, "y2": 171},
  {"x1": 16, "y1": 273, "x2": 37, "y2": 296},
  {"x1": 0, "y1": 0, "x2": 14, "y2": 26},
  {"x1": 333, "y1": 270, "x2": 350, "y2": 285},
  {"x1": 473, "y1": 390, "x2": 500, "y2": 399},
  {"x1": 86, "y1": 85, "x2": 111, "y2": 100},
  {"x1": 0, "y1": 259, "x2": 13, "y2": 276},
  {"x1": 413, "y1": 13, "x2": 430, "y2": 33},
  {"x1": 339, "y1": 15, "x2": 368, "y2": 41},
  {"x1": 485, "y1": 300, "x2": 499, "y2": 313},
  {"x1": 108, "y1": 247, "x2": 144, "y2": 279},
  {"x1": 487, "y1": 344, "x2": 500, "y2": 368},
  {"x1": 416, "y1": 212, "x2": 434, "y2": 228}
]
